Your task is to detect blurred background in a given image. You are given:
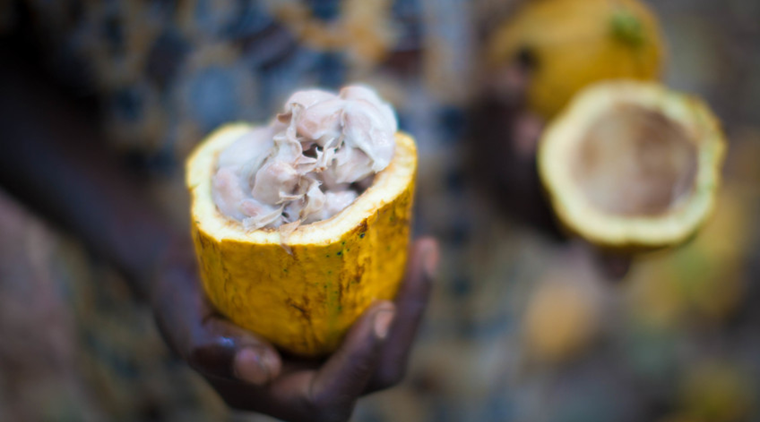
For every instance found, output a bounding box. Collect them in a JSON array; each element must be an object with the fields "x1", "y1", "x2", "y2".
[{"x1": 0, "y1": 0, "x2": 759, "y2": 421}]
